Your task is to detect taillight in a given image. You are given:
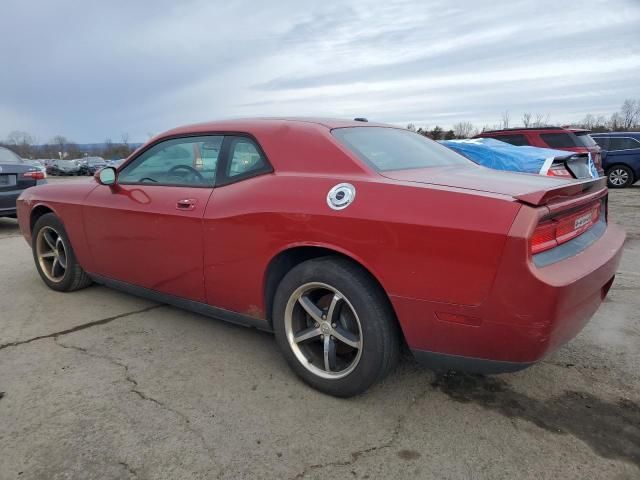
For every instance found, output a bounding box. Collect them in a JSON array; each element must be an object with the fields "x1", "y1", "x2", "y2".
[
  {"x1": 546, "y1": 165, "x2": 572, "y2": 177},
  {"x1": 22, "y1": 170, "x2": 46, "y2": 180},
  {"x1": 594, "y1": 152, "x2": 602, "y2": 170},
  {"x1": 531, "y1": 221, "x2": 558, "y2": 253},
  {"x1": 530, "y1": 203, "x2": 601, "y2": 255}
]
